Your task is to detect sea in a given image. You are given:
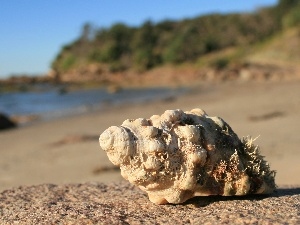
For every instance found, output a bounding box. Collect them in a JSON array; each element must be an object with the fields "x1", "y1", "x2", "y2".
[{"x1": 0, "y1": 84, "x2": 187, "y2": 122}]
